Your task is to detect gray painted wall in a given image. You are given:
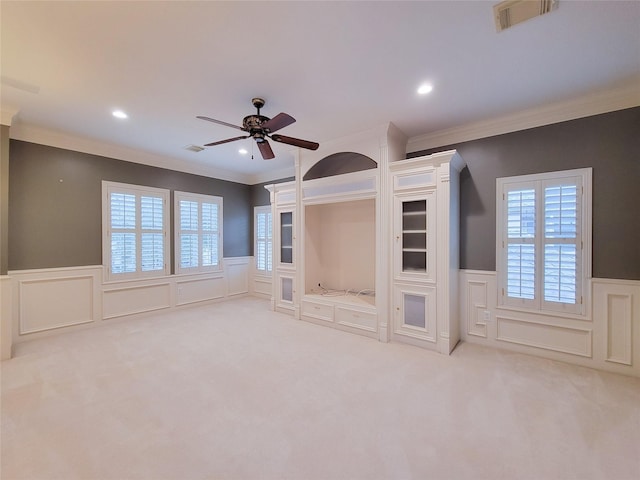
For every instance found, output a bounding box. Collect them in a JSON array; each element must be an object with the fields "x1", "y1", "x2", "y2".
[
  {"x1": 410, "y1": 107, "x2": 640, "y2": 280},
  {"x1": 250, "y1": 177, "x2": 294, "y2": 208},
  {"x1": 0, "y1": 126, "x2": 9, "y2": 275},
  {"x1": 9, "y1": 140, "x2": 251, "y2": 271},
  {"x1": 9, "y1": 108, "x2": 639, "y2": 279}
]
